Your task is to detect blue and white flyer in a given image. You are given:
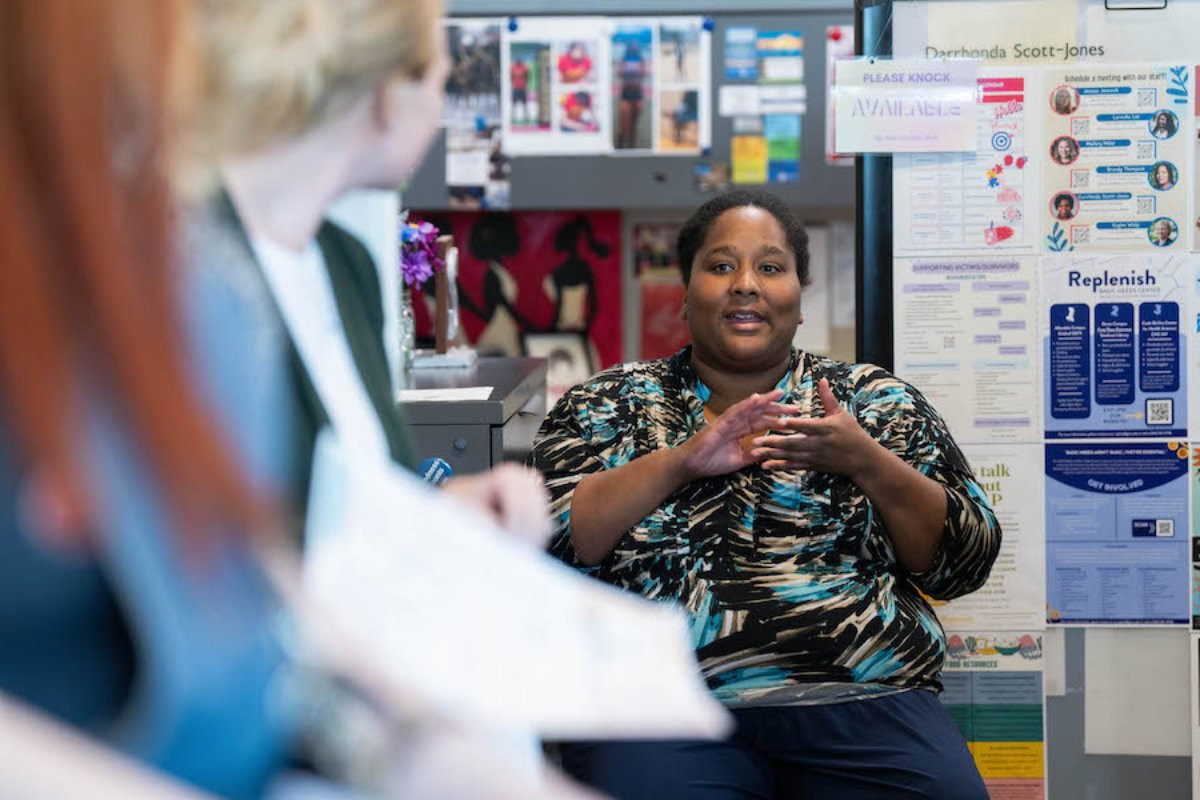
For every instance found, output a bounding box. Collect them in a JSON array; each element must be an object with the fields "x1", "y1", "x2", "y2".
[
  {"x1": 1045, "y1": 441, "x2": 1190, "y2": 625},
  {"x1": 1042, "y1": 254, "x2": 1188, "y2": 439}
]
